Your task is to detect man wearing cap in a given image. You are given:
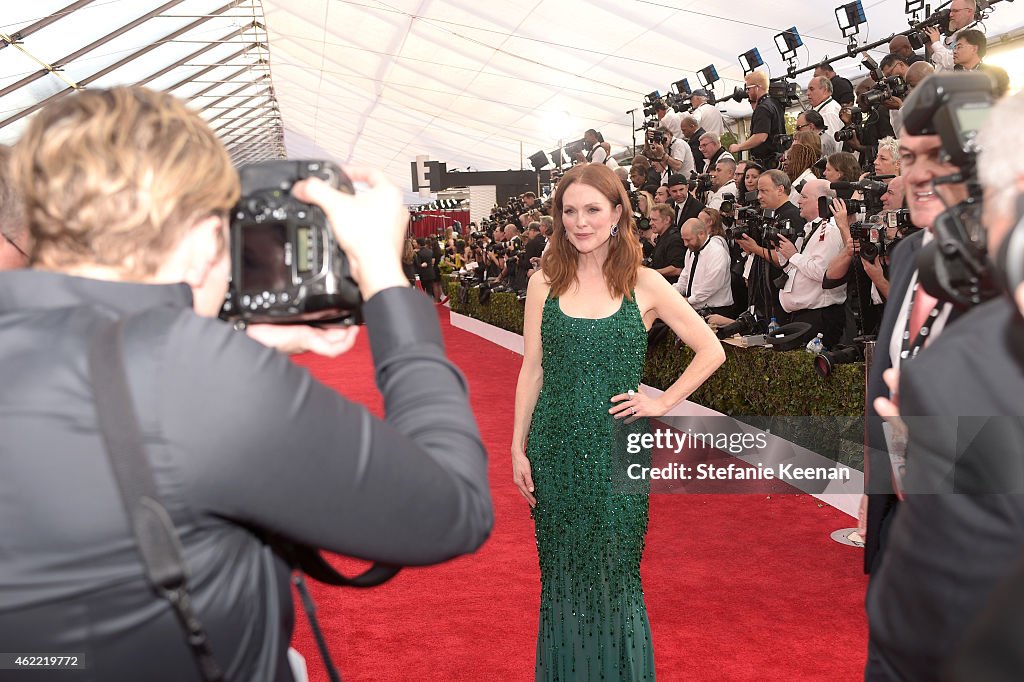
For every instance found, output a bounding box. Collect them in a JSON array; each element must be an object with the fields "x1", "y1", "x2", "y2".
[
  {"x1": 796, "y1": 110, "x2": 836, "y2": 156},
  {"x1": 667, "y1": 174, "x2": 705, "y2": 230},
  {"x1": 806, "y1": 77, "x2": 845, "y2": 154},
  {"x1": 689, "y1": 89, "x2": 726, "y2": 137}
]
